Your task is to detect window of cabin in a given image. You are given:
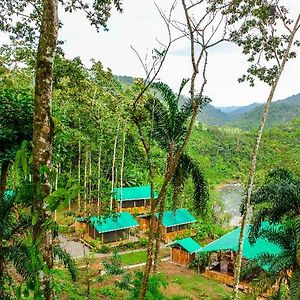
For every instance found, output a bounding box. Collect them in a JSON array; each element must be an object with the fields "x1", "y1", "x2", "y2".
[
  {"x1": 134, "y1": 199, "x2": 145, "y2": 207},
  {"x1": 121, "y1": 201, "x2": 134, "y2": 208}
]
